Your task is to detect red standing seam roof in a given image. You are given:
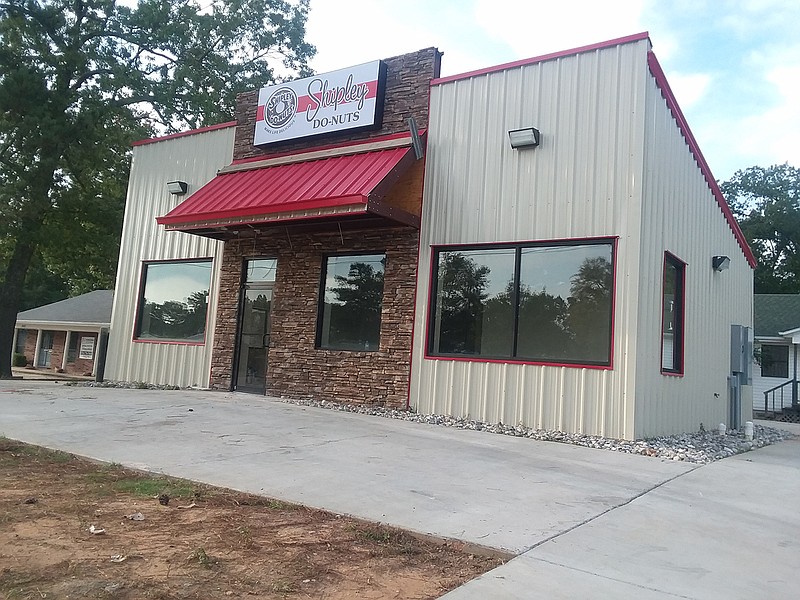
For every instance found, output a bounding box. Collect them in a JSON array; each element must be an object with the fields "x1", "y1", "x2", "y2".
[{"x1": 157, "y1": 146, "x2": 414, "y2": 228}]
